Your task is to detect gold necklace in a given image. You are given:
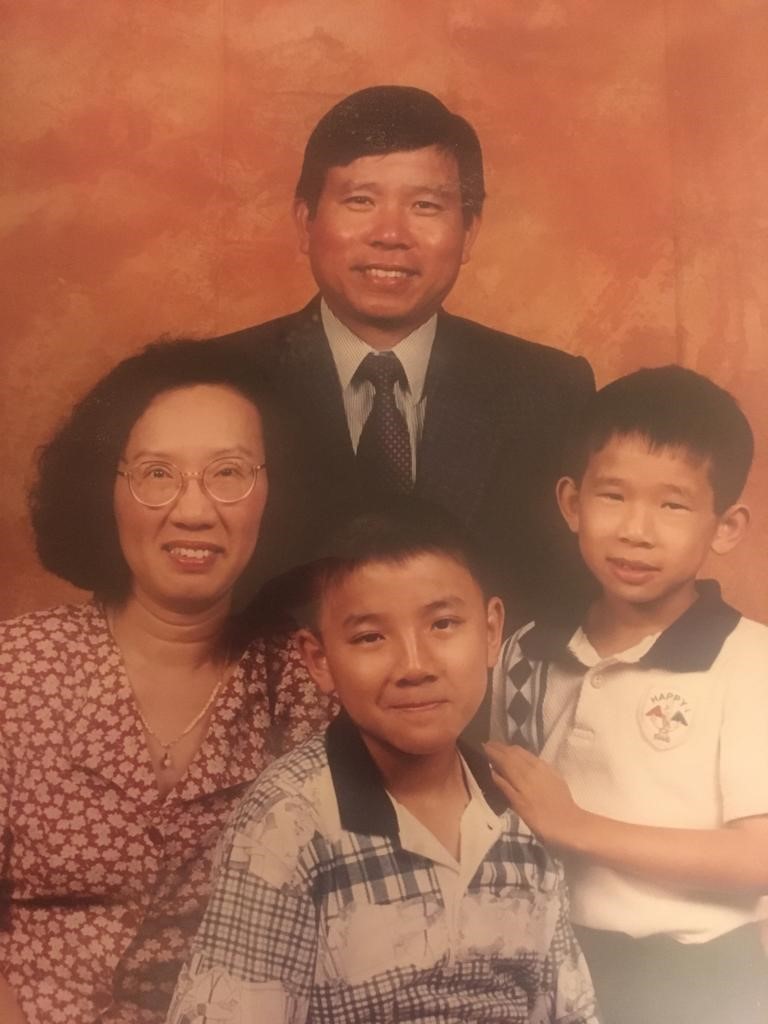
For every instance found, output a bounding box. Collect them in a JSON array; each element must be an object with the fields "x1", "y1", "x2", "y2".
[
  {"x1": 131, "y1": 670, "x2": 228, "y2": 769},
  {"x1": 105, "y1": 607, "x2": 229, "y2": 770}
]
